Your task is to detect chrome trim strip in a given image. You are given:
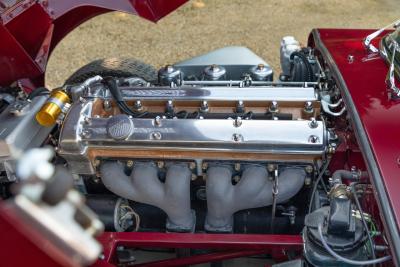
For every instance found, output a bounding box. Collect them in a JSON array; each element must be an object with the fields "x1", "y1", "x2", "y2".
[{"x1": 115, "y1": 86, "x2": 318, "y2": 102}]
